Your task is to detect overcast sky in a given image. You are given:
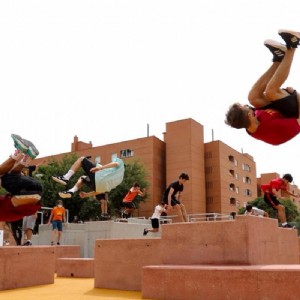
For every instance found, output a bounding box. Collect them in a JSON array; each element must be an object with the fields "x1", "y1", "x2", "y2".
[{"x1": 1, "y1": 0, "x2": 300, "y2": 183}]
